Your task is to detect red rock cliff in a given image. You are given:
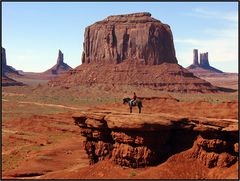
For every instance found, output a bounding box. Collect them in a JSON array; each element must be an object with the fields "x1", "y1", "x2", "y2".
[{"x1": 73, "y1": 111, "x2": 238, "y2": 169}]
